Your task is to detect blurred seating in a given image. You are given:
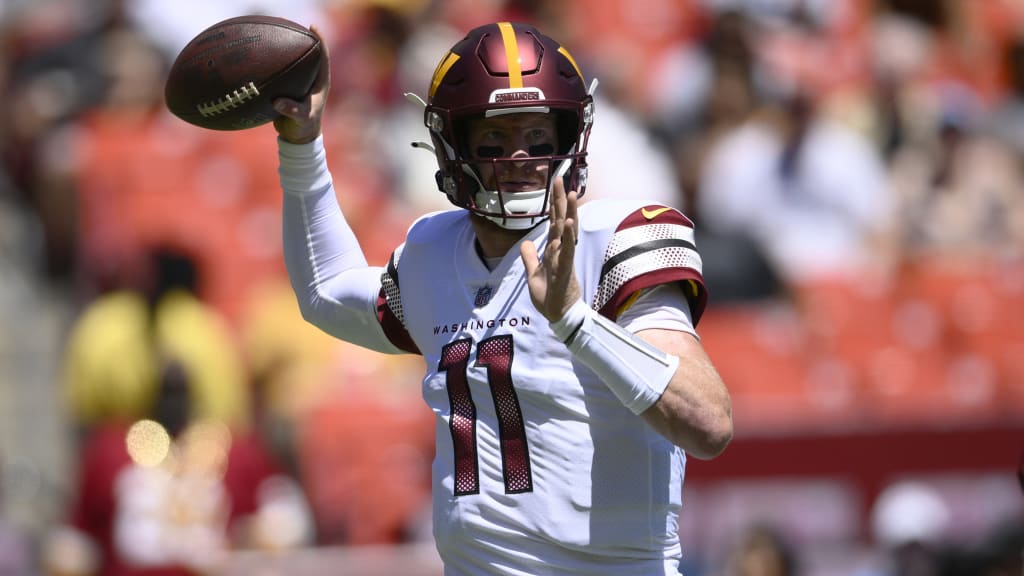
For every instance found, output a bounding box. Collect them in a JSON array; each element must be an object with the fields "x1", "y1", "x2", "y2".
[
  {"x1": 296, "y1": 353, "x2": 433, "y2": 547},
  {"x1": 70, "y1": 110, "x2": 289, "y2": 324},
  {"x1": 701, "y1": 255, "x2": 1023, "y2": 435},
  {"x1": 699, "y1": 305, "x2": 828, "y2": 433},
  {"x1": 897, "y1": 258, "x2": 1024, "y2": 417}
]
